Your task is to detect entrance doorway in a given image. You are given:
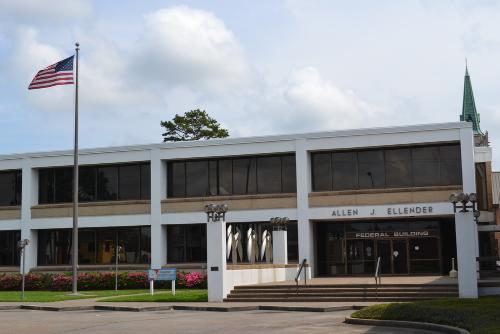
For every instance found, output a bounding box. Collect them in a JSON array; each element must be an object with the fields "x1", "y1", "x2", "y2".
[{"x1": 376, "y1": 240, "x2": 408, "y2": 275}]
